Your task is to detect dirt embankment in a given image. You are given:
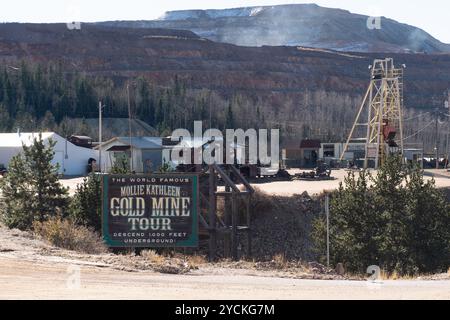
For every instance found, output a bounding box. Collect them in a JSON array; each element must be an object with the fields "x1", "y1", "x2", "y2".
[
  {"x1": 0, "y1": 222, "x2": 347, "y2": 280},
  {"x1": 1, "y1": 216, "x2": 449, "y2": 300},
  {"x1": 1, "y1": 223, "x2": 449, "y2": 300}
]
